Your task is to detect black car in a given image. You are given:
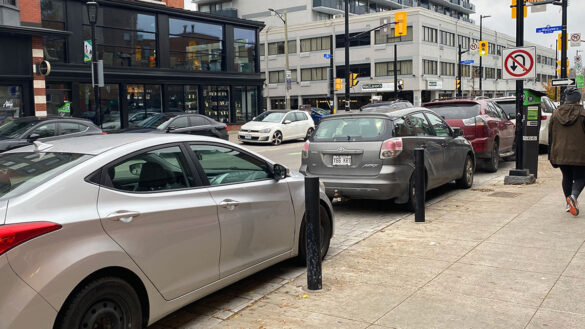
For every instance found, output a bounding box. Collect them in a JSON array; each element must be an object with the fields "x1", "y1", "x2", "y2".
[
  {"x1": 0, "y1": 117, "x2": 103, "y2": 152},
  {"x1": 123, "y1": 113, "x2": 229, "y2": 140}
]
